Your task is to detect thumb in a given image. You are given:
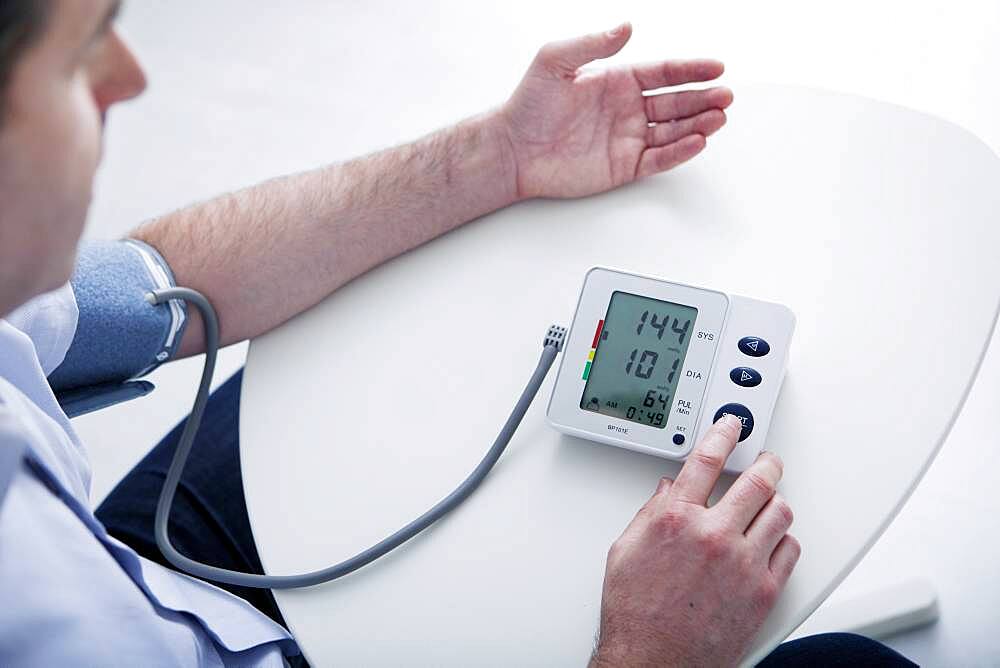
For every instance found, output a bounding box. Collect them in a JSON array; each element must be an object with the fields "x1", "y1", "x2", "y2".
[
  {"x1": 535, "y1": 22, "x2": 632, "y2": 74},
  {"x1": 655, "y1": 475, "x2": 674, "y2": 495}
]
